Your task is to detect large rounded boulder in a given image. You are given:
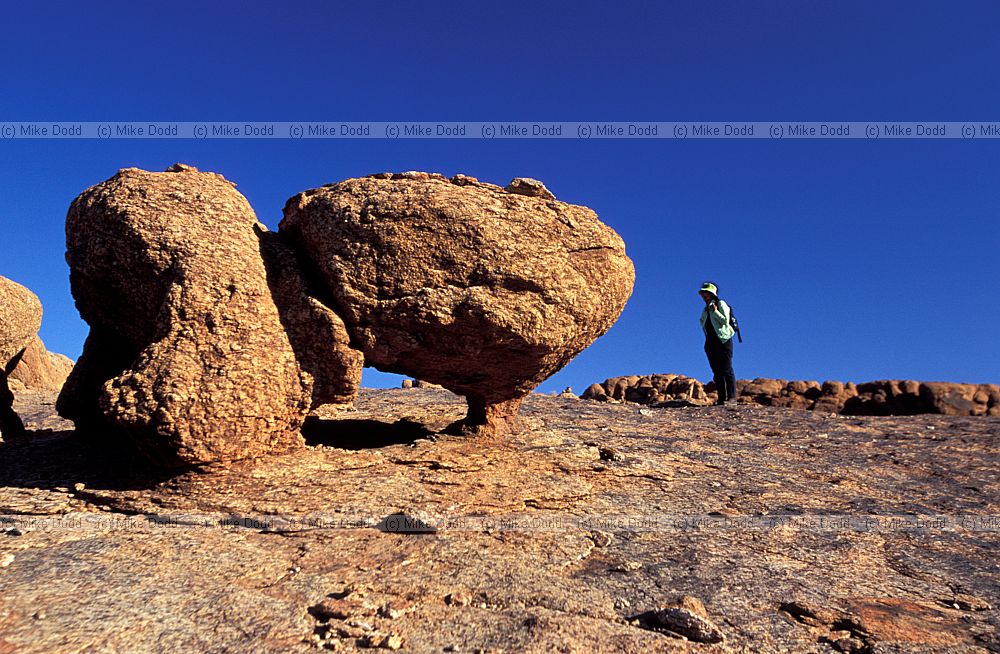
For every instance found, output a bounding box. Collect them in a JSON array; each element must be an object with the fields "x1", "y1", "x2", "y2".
[
  {"x1": 0, "y1": 275, "x2": 43, "y2": 438},
  {"x1": 57, "y1": 164, "x2": 362, "y2": 466},
  {"x1": 280, "y1": 172, "x2": 635, "y2": 435}
]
